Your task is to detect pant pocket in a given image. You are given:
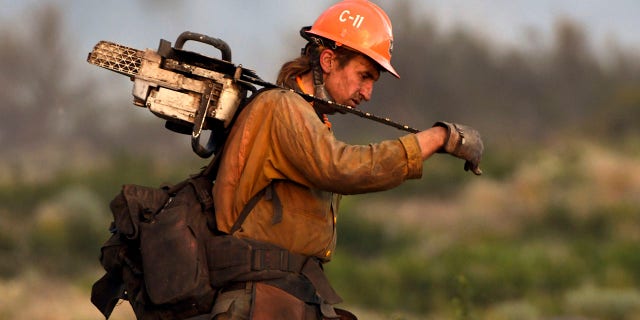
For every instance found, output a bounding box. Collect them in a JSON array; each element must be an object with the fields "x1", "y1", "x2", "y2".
[{"x1": 251, "y1": 283, "x2": 307, "y2": 320}]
